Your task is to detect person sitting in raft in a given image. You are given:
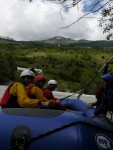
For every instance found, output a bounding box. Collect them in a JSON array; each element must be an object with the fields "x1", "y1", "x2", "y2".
[
  {"x1": 42, "y1": 80, "x2": 58, "y2": 101},
  {"x1": 87, "y1": 63, "x2": 109, "y2": 109},
  {"x1": 85, "y1": 74, "x2": 113, "y2": 118},
  {"x1": 33, "y1": 76, "x2": 88, "y2": 113},
  {"x1": 33, "y1": 76, "x2": 58, "y2": 101},
  {"x1": 33, "y1": 76, "x2": 64, "y2": 110},
  {"x1": 0, "y1": 69, "x2": 57, "y2": 108}
]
